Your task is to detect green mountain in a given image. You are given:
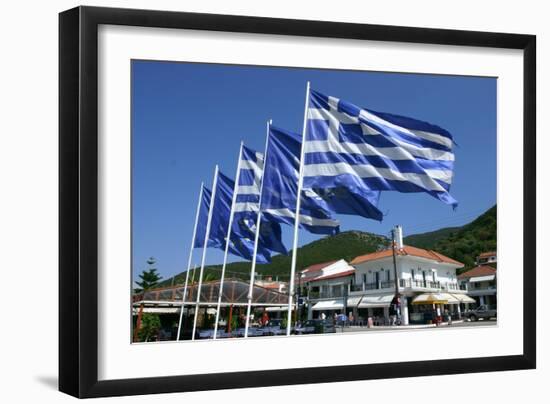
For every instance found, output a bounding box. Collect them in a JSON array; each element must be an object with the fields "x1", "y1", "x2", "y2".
[
  {"x1": 402, "y1": 226, "x2": 461, "y2": 250},
  {"x1": 161, "y1": 204, "x2": 496, "y2": 286},
  {"x1": 161, "y1": 231, "x2": 388, "y2": 286},
  {"x1": 404, "y1": 205, "x2": 496, "y2": 271}
]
